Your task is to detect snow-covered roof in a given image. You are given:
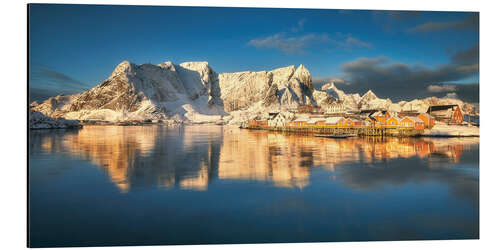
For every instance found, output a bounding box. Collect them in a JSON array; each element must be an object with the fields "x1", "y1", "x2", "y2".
[
  {"x1": 325, "y1": 117, "x2": 343, "y2": 124},
  {"x1": 388, "y1": 116, "x2": 402, "y2": 122},
  {"x1": 306, "y1": 117, "x2": 326, "y2": 124},
  {"x1": 293, "y1": 117, "x2": 310, "y2": 122},
  {"x1": 402, "y1": 117, "x2": 424, "y2": 123},
  {"x1": 326, "y1": 102, "x2": 344, "y2": 107},
  {"x1": 427, "y1": 105, "x2": 458, "y2": 113},
  {"x1": 269, "y1": 112, "x2": 285, "y2": 120}
]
